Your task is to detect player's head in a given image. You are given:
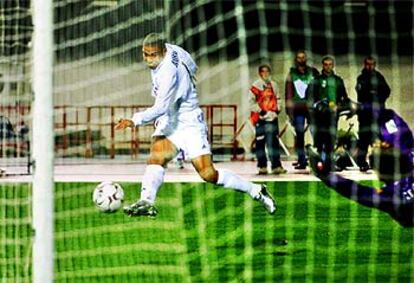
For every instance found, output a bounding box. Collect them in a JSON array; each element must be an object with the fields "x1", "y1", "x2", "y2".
[
  {"x1": 321, "y1": 55, "x2": 335, "y2": 75},
  {"x1": 258, "y1": 64, "x2": 272, "y2": 82},
  {"x1": 142, "y1": 33, "x2": 167, "y2": 69},
  {"x1": 363, "y1": 56, "x2": 376, "y2": 72},
  {"x1": 369, "y1": 139, "x2": 413, "y2": 182},
  {"x1": 295, "y1": 50, "x2": 307, "y2": 67}
]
